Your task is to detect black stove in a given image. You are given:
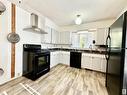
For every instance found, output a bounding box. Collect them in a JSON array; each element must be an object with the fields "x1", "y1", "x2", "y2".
[{"x1": 23, "y1": 44, "x2": 50, "y2": 80}]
